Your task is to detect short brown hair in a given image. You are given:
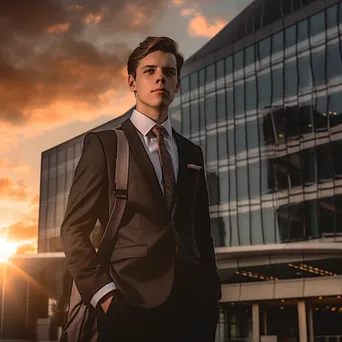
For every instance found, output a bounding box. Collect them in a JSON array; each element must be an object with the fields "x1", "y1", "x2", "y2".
[{"x1": 127, "y1": 36, "x2": 184, "y2": 79}]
